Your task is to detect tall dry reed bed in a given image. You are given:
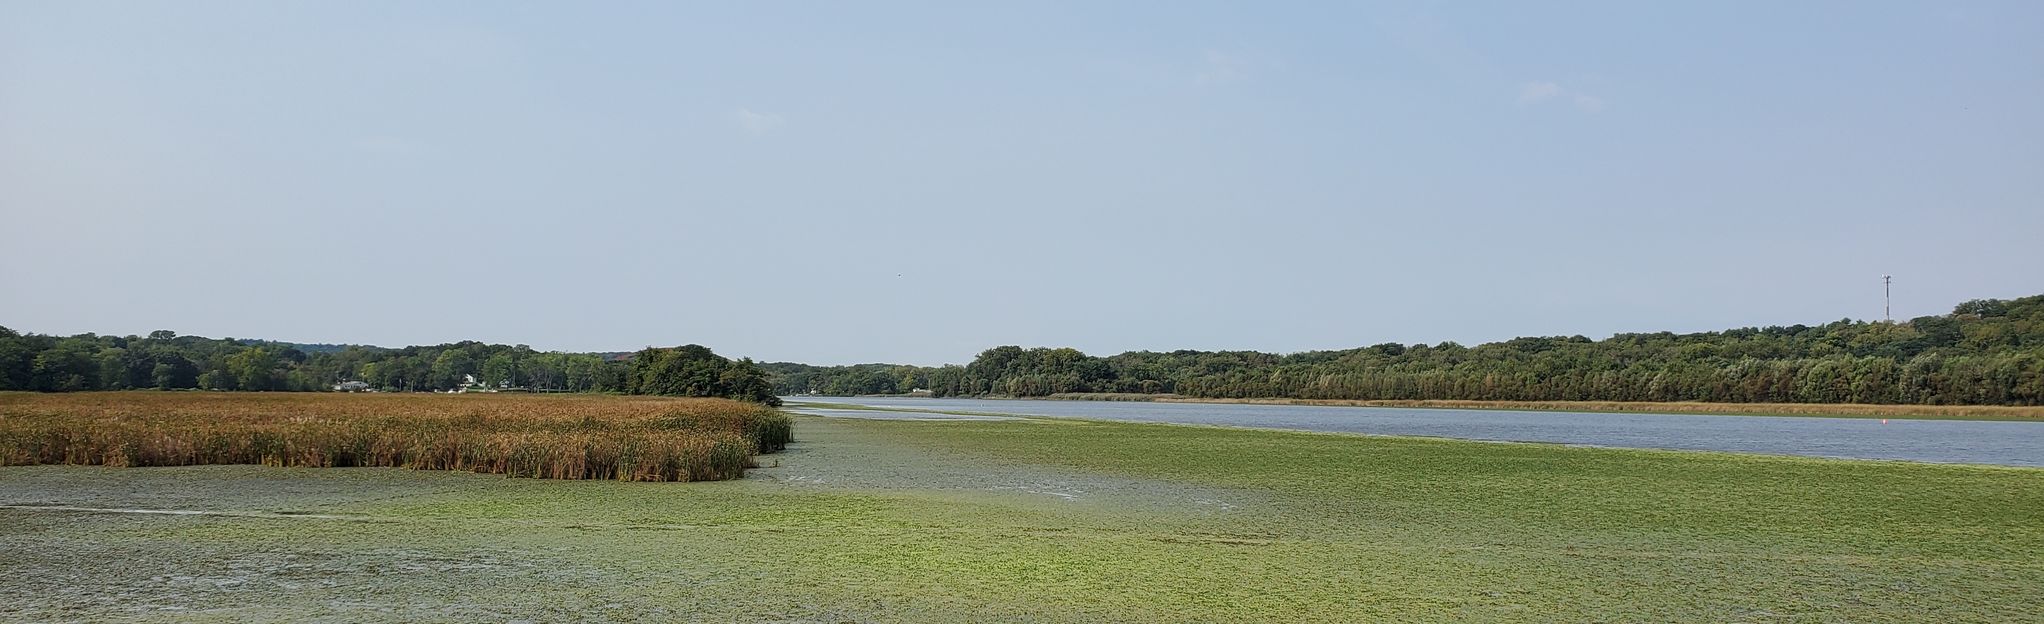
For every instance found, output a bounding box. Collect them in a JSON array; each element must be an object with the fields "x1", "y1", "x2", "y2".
[{"x1": 0, "y1": 392, "x2": 792, "y2": 482}]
